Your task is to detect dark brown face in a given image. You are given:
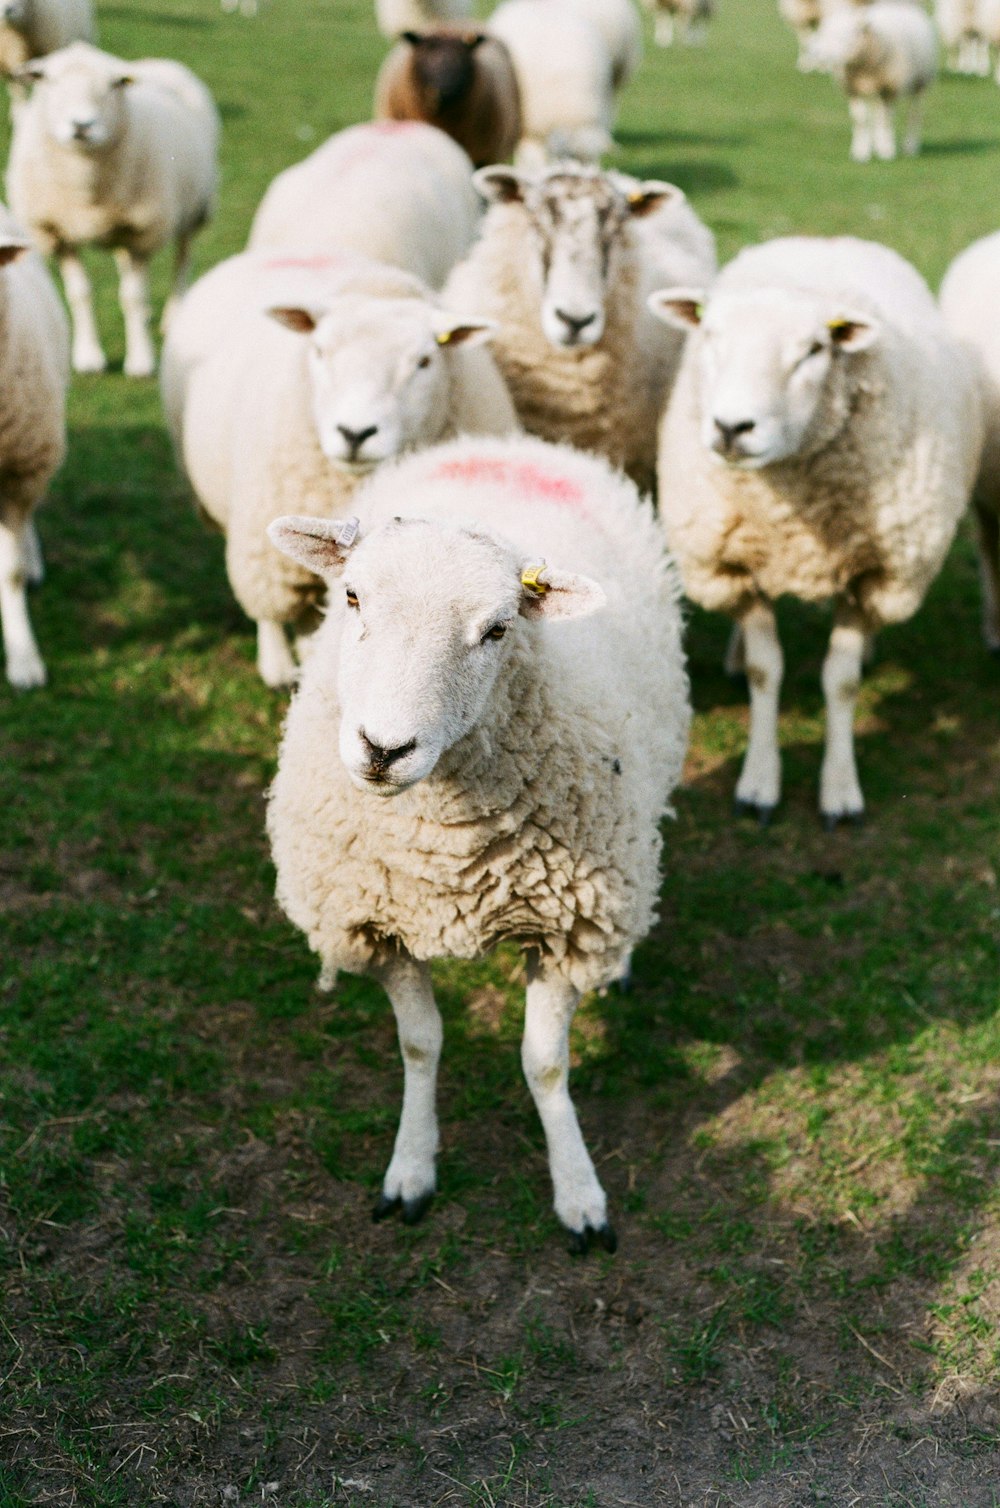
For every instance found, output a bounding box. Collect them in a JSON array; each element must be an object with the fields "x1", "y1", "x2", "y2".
[{"x1": 405, "y1": 33, "x2": 481, "y2": 107}]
